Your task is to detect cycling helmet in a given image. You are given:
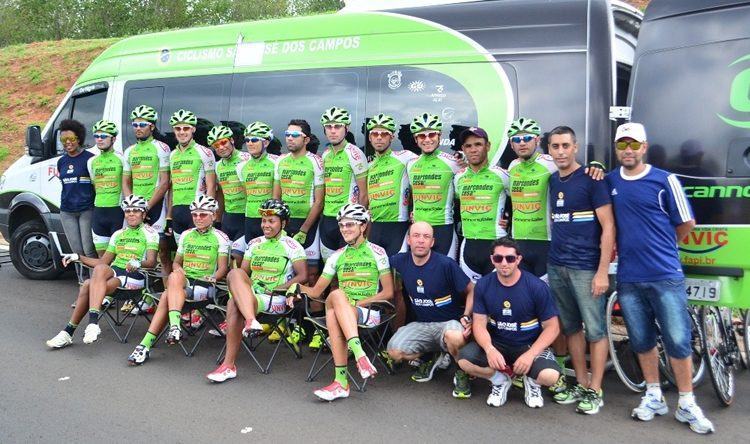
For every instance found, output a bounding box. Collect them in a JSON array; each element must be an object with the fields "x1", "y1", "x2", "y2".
[
  {"x1": 336, "y1": 203, "x2": 370, "y2": 223},
  {"x1": 366, "y1": 113, "x2": 397, "y2": 133},
  {"x1": 244, "y1": 121, "x2": 274, "y2": 140},
  {"x1": 258, "y1": 198, "x2": 291, "y2": 221},
  {"x1": 92, "y1": 119, "x2": 118, "y2": 136},
  {"x1": 507, "y1": 117, "x2": 541, "y2": 137},
  {"x1": 189, "y1": 195, "x2": 219, "y2": 212},
  {"x1": 320, "y1": 106, "x2": 352, "y2": 125},
  {"x1": 169, "y1": 109, "x2": 197, "y2": 127},
  {"x1": 120, "y1": 194, "x2": 148, "y2": 212},
  {"x1": 410, "y1": 113, "x2": 442, "y2": 134},
  {"x1": 207, "y1": 125, "x2": 233, "y2": 146},
  {"x1": 130, "y1": 105, "x2": 158, "y2": 123}
]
